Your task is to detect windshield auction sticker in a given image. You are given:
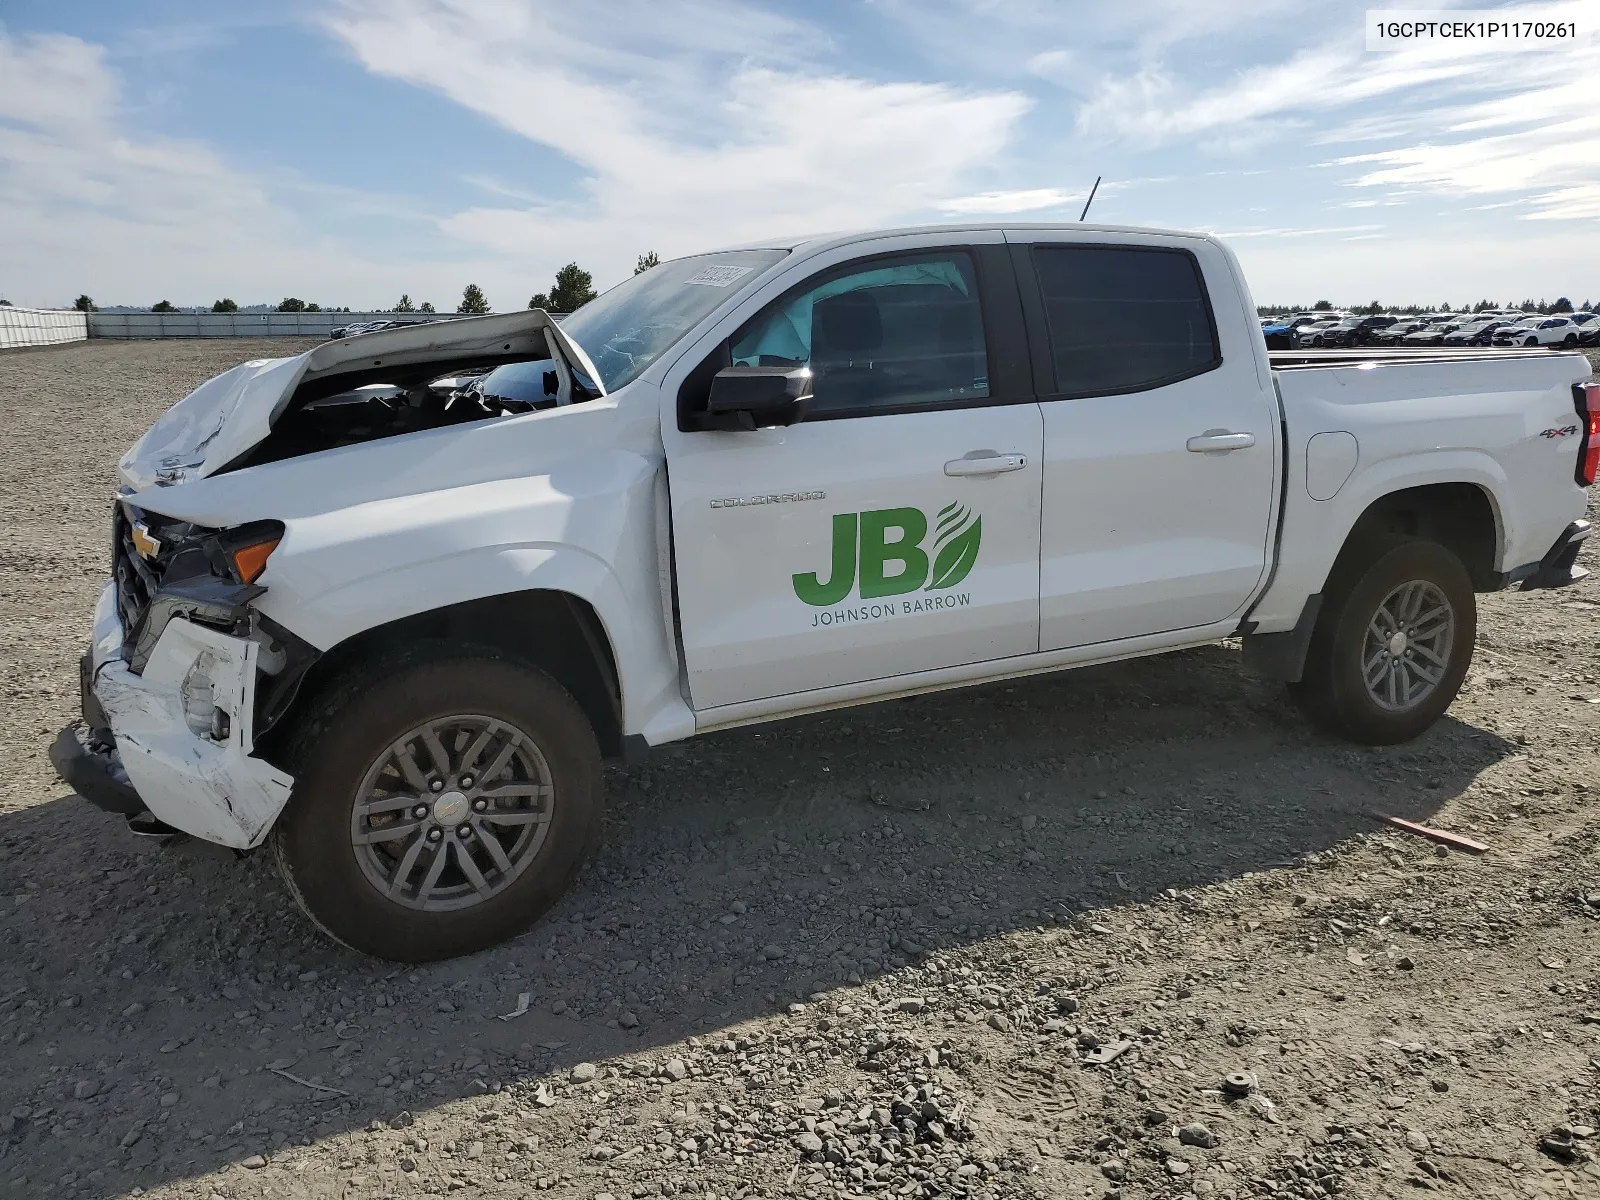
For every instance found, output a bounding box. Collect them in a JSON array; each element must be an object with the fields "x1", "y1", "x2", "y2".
[
  {"x1": 1367, "y1": 7, "x2": 1591, "y2": 50},
  {"x1": 683, "y1": 265, "x2": 756, "y2": 287}
]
